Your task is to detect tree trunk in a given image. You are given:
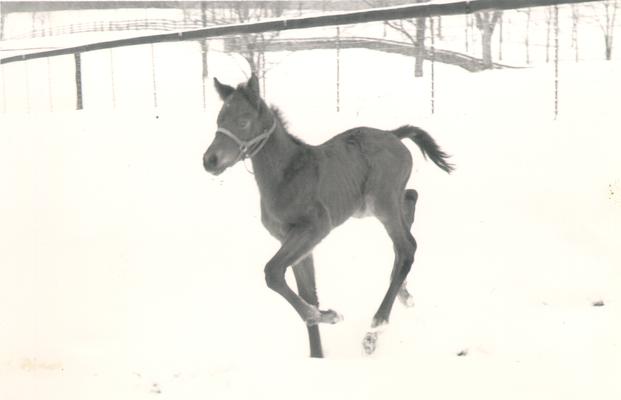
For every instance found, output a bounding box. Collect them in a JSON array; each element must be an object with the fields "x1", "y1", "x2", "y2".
[
  {"x1": 482, "y1": 28, "x2": 493, "y2": 68},
  {"x1": 605, "y1": 35, "x2": 613, "y2": 60},
  {"x1": 602, "y1": 0, "x2": 617, "y2": 60},
  {"x1": 476, "y1": 11, "x2": 501, "y2": 69},
  {"x1": 74, "y1": 53, "x2": 83, "y2": 110},
  {"x1": 414, "y1": 17, "x2": 426, "y2": 77}
]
